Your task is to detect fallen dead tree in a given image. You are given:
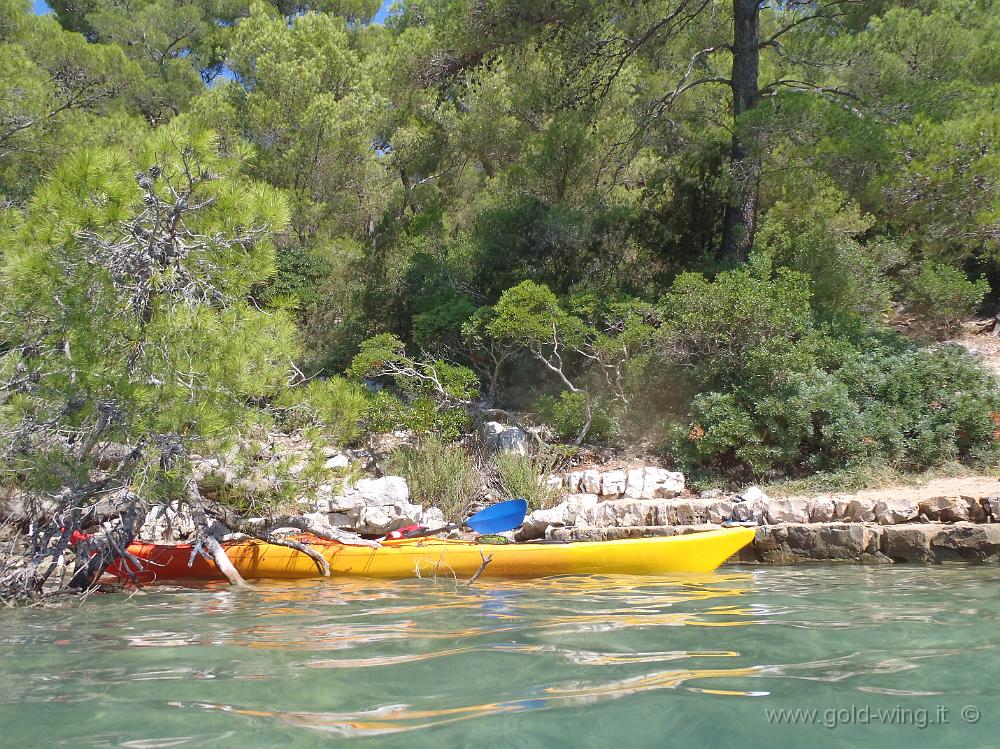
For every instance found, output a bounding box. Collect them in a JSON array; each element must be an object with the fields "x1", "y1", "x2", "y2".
[{"x1": 0, "y1": 474, "x2": 385, "y2": 602}]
